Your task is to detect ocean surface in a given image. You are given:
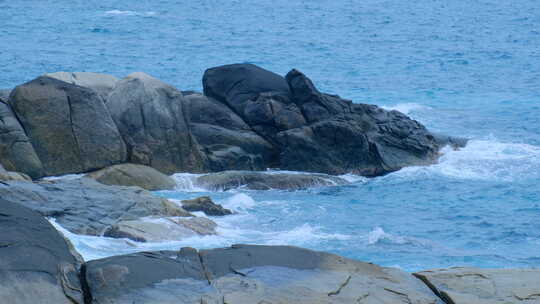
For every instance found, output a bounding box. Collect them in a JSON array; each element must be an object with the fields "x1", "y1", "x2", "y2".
[{"x1": 3, "y1": 0, "x2": 540, "y2": 272}]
